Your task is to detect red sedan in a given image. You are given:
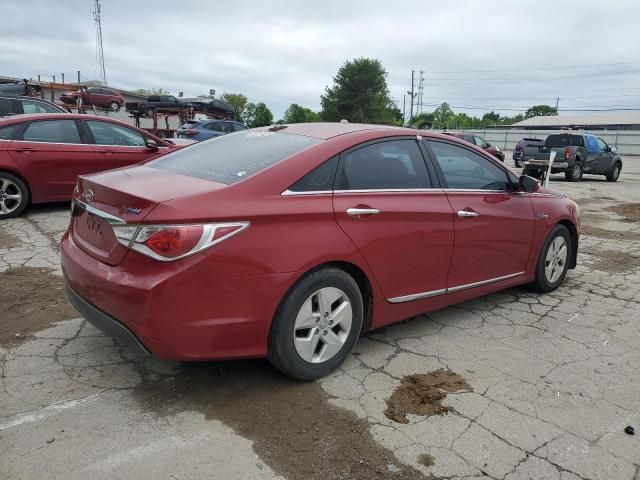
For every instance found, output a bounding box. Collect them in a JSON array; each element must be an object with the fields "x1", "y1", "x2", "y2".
[
  {"x1": 0, "y1": 114, "x2": 176, "y2": 217},
  {"x1": 61, "y1": 123, "x2": 580, "y2": 379}
]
